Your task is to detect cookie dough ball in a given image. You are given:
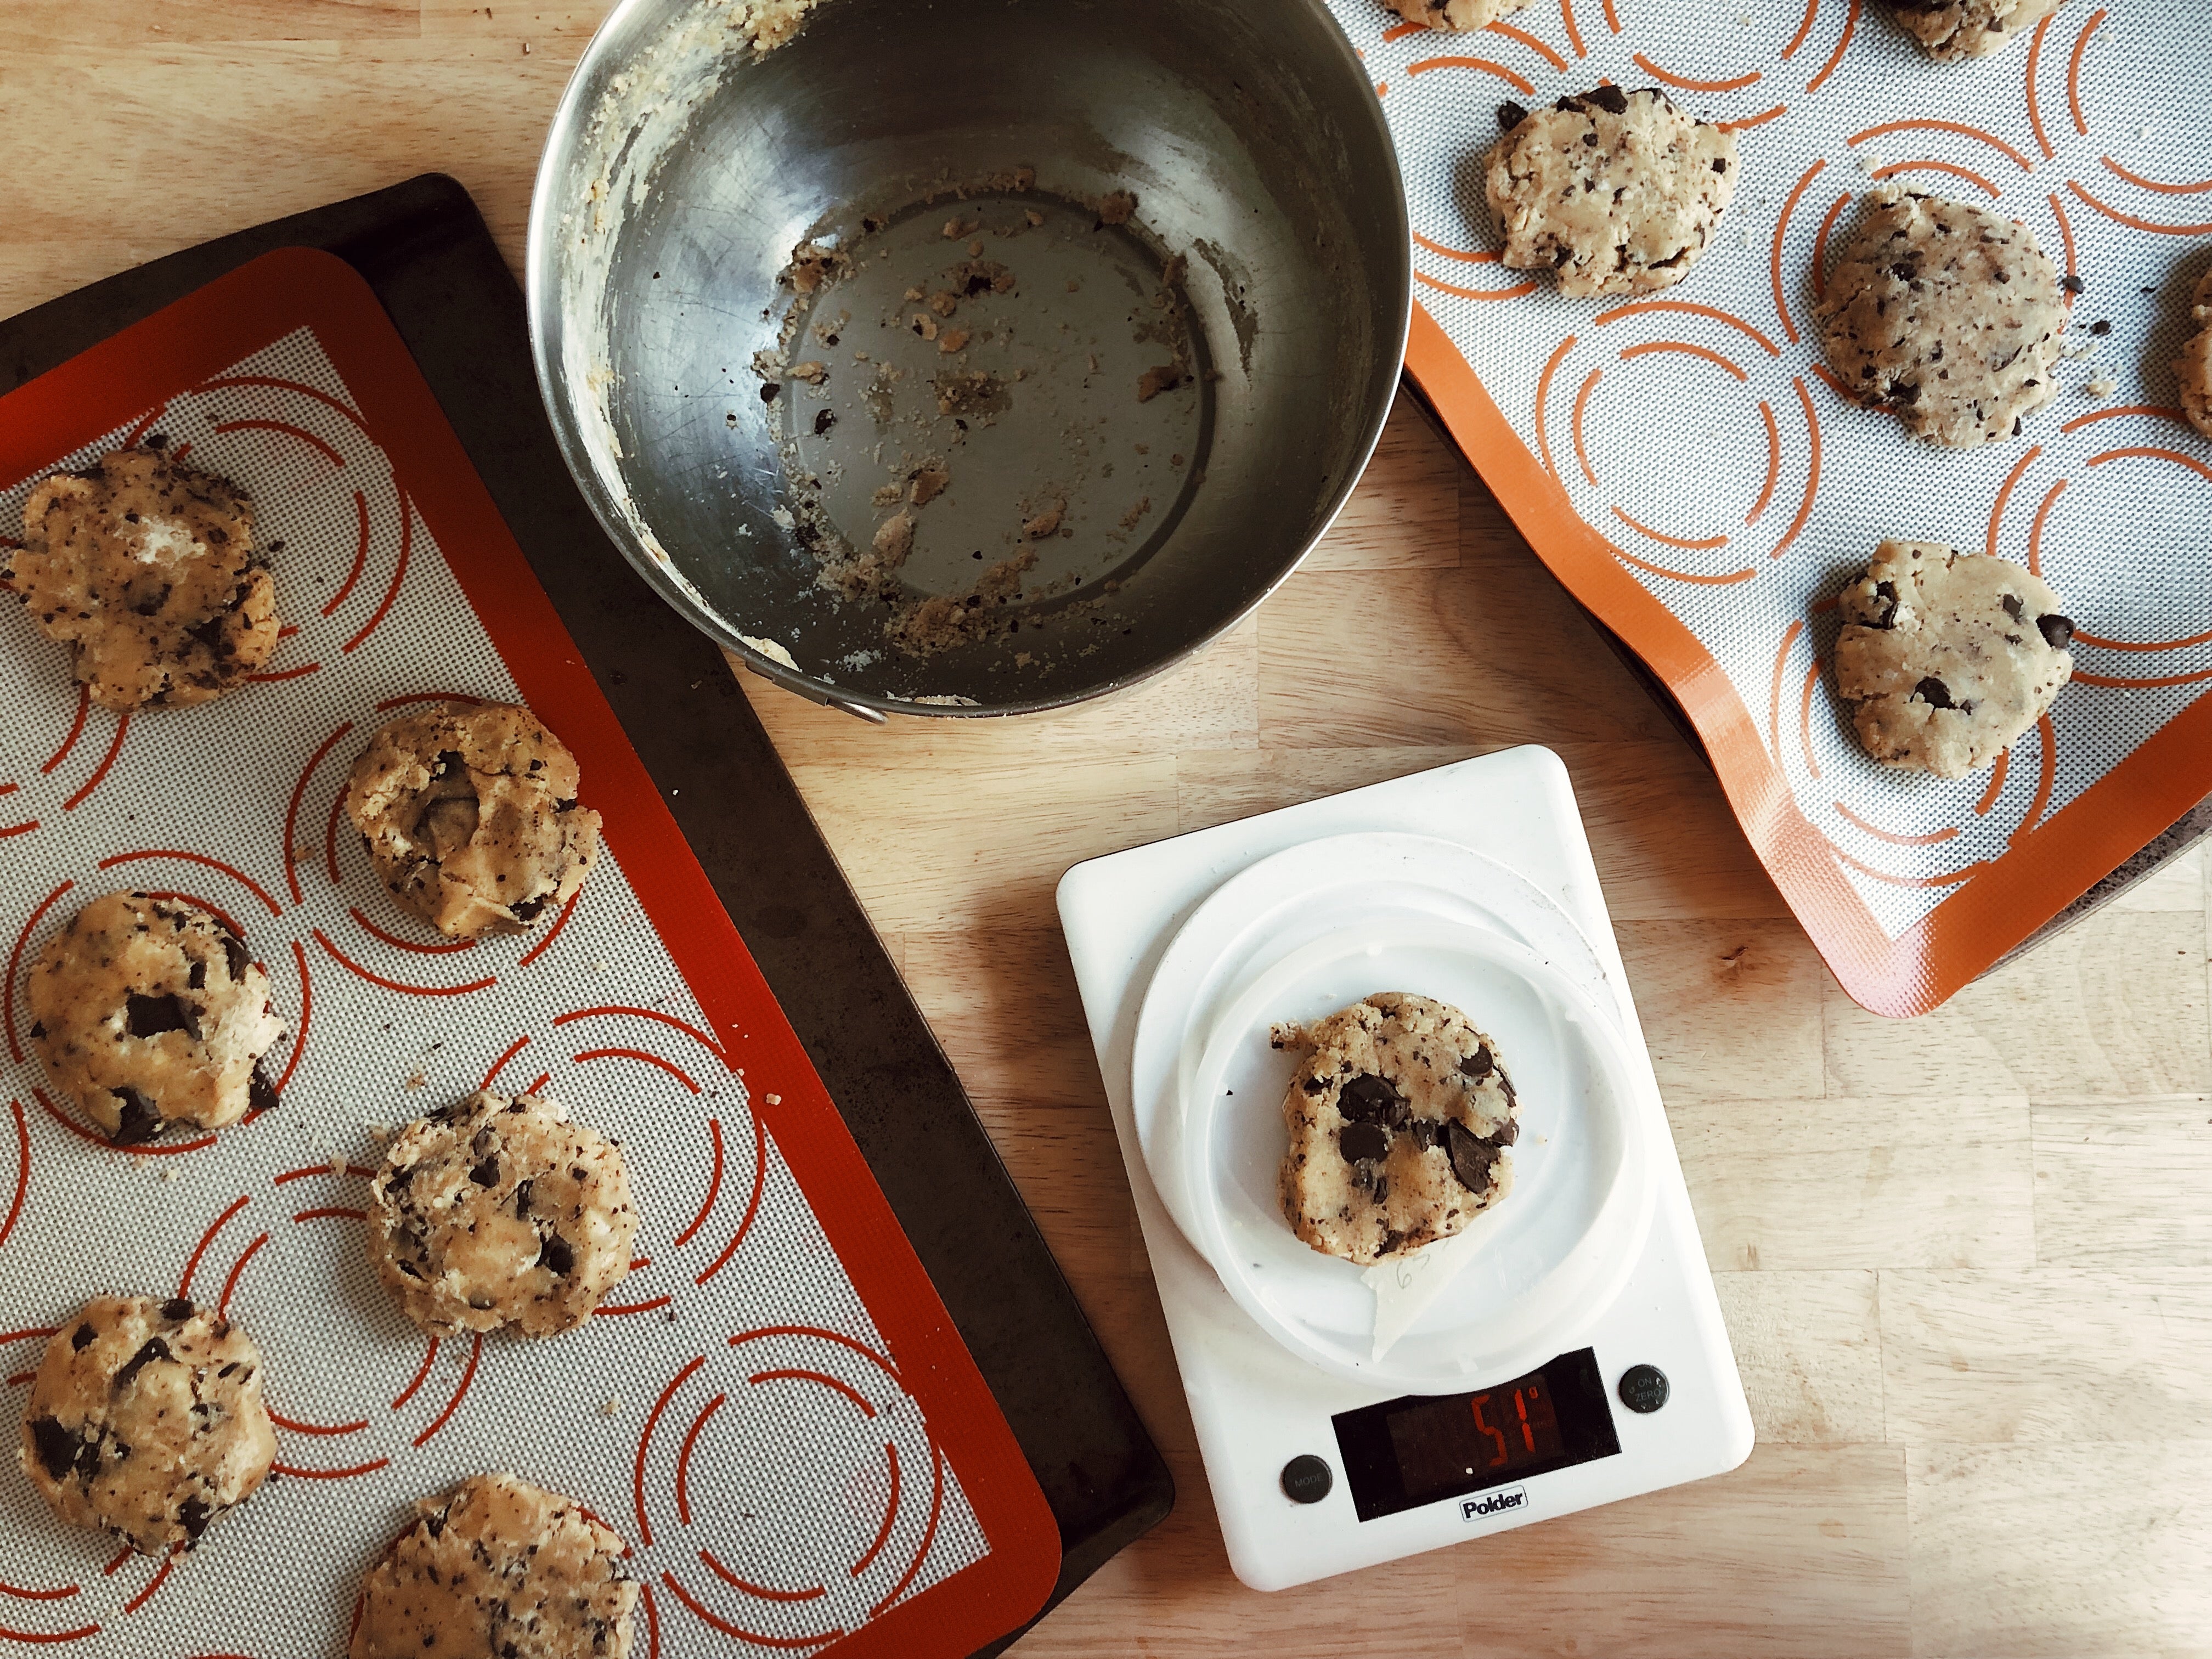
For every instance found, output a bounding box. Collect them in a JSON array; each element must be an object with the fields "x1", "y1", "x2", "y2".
[
  {"x1": 1383, "y1": 0, "x2": 1532, "y2": 30},
  {"x1": 1879, "y1": 0, "x2": 2062, "y2": 60},
  {"x1": 19, "y1": 1296, "x2": 275, "y2": 1556},
  {"x1": 2177, "y1": 267, "x2": 2212, "y2": 439},
  {"x1": 0, "y1": 446, "x2": 277, "y2": 711},
  {"x1": 346, "y1": 702, "x2": 602, "y2": 940},
  {"x1": 1486, "y1": 86, "x2": 1738, "y2": 299},
  {"x1": 1833, "y1": 540, "x2": 2074, "y2": 778},
  {"x1": 351, "y1": 1472, "x2": 639, "y2": 1659},
  {"x1": 1274, "y1": 993, "x2": 1520, "y2": 1266},
  {"x1": 1814, "y1": 187, "x2": 2066, "y2": 448},
  {"x1": 26, "y1": 890, "x2": 284, "y2": 1144},
  {"x1": 368, "y1": 1092, "x2": 637, "y2": 1337}
]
